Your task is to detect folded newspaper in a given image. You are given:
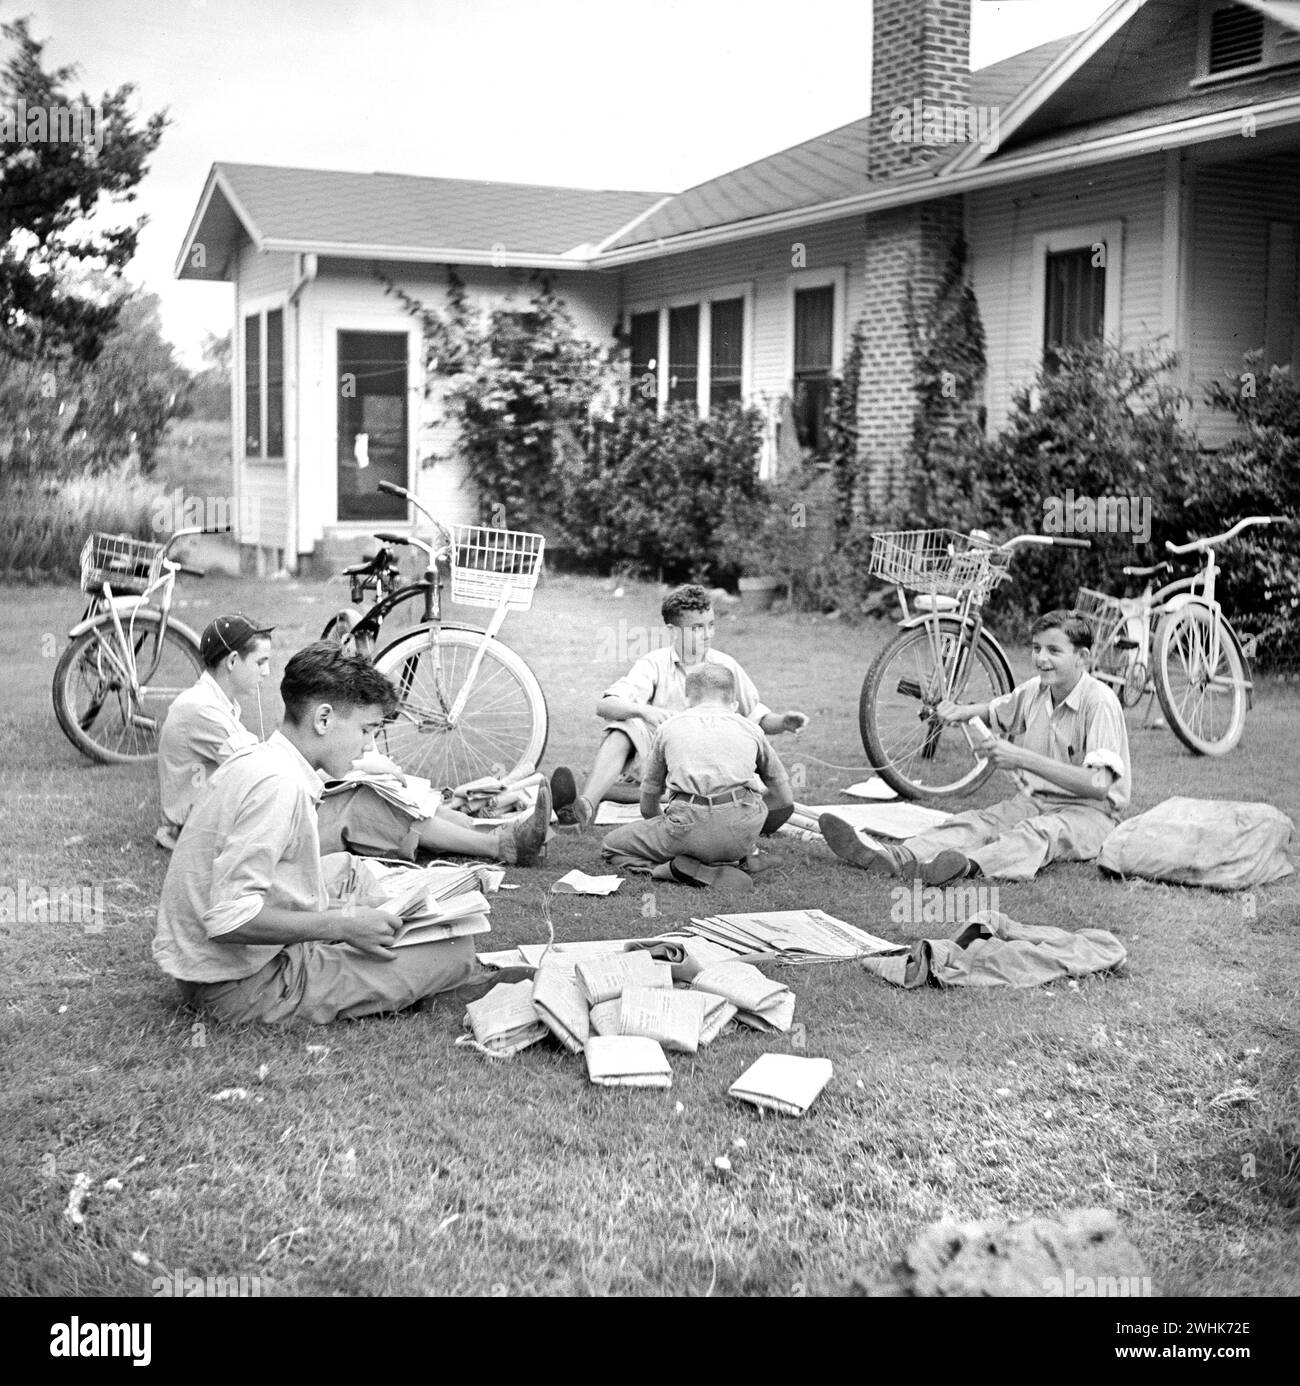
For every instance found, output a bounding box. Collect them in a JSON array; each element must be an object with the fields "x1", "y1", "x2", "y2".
[
  {"x1": 575, "y1": 952, "x2": 673, "y2": 1006},
  {"x1": 616, "y1": 986, "x2": 708, "y2": 1054},
  {"x1": 463, "y1": 980, "x2": 547, "y2": 1057},
  {"x1": 530, "y1": 966, "x2": 590, "y2": 1053},
  {"x1": 584, "y1": 1035, "x2": 673, "y2": 1088},
  {"x1": 728, "y1": 1054, "x2": 833, "y2": 1117},
  {"x1": 692, "y1": 961, "x2": 795, "y2": 1033}
]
